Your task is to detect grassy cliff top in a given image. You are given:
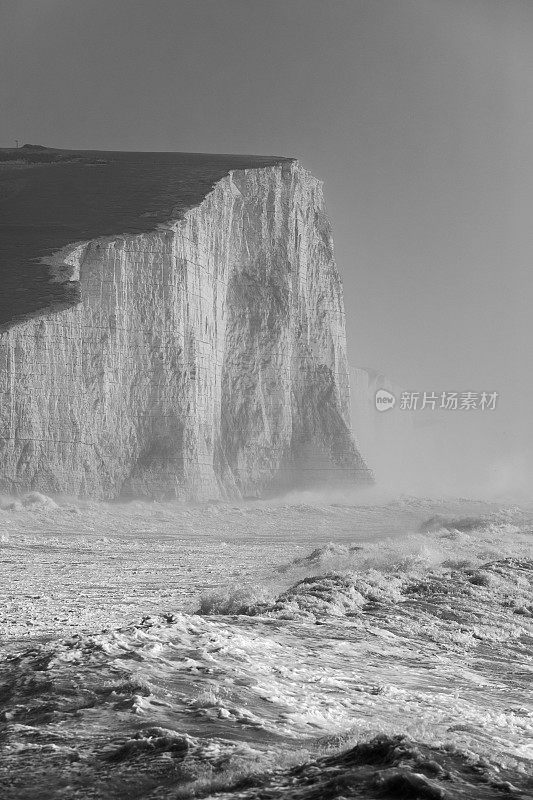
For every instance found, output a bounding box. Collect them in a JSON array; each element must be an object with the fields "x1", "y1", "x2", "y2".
[{"x1": 0, "y1": 145, "x2": 293, "y2": 328}]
